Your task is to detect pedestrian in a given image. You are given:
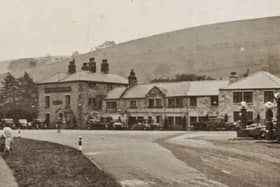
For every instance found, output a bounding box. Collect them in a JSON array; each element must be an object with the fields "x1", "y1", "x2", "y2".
[{"x1": 2, "y1": 123, "x2": 13, "y2": 155}]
